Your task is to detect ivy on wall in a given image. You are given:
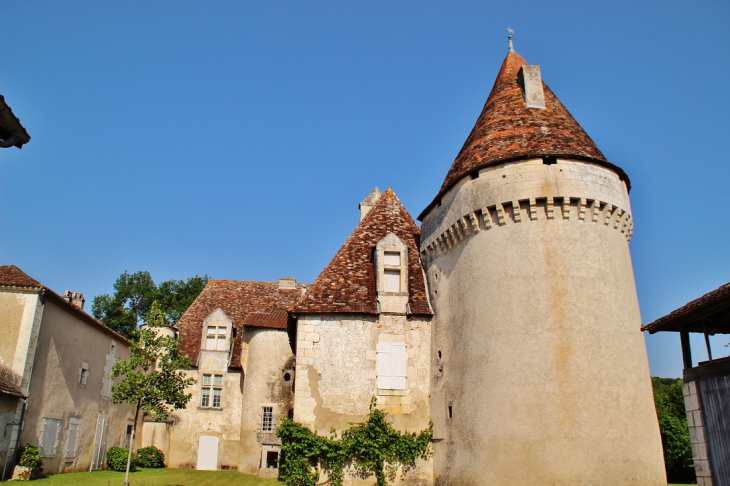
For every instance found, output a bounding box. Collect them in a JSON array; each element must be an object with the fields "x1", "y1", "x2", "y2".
[{"x1": 277, "y1": 398, "x2": 432, "y2": 486}]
